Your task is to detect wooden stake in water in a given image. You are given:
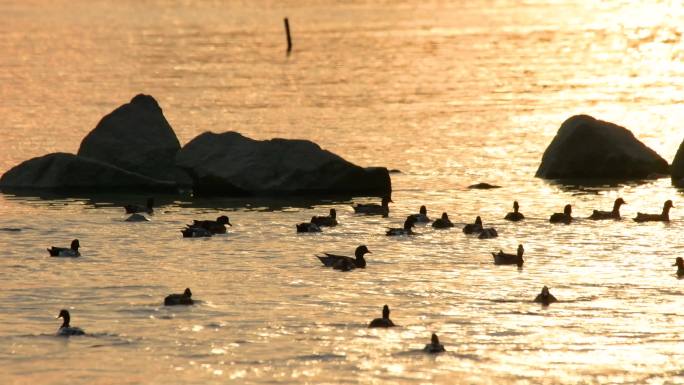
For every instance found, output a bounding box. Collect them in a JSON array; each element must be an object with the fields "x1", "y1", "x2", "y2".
[{"x1": 284, "y1": 17, "x2": 292, "y2": 54}]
